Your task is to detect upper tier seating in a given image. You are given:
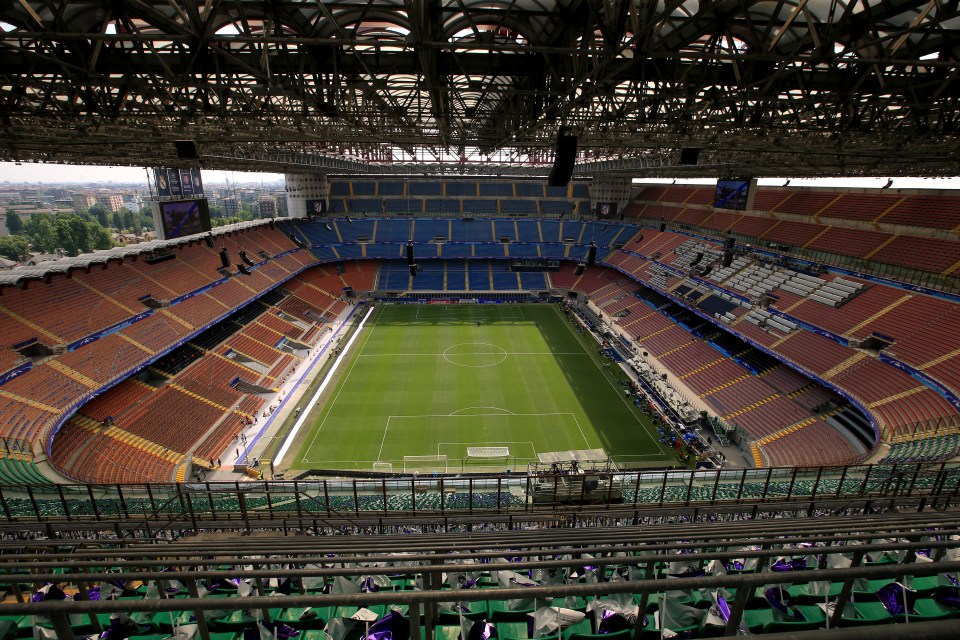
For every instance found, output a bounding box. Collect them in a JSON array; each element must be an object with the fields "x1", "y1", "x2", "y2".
[{"x1": 631, "y1": 186, "x2": 960, "y2": 275}]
